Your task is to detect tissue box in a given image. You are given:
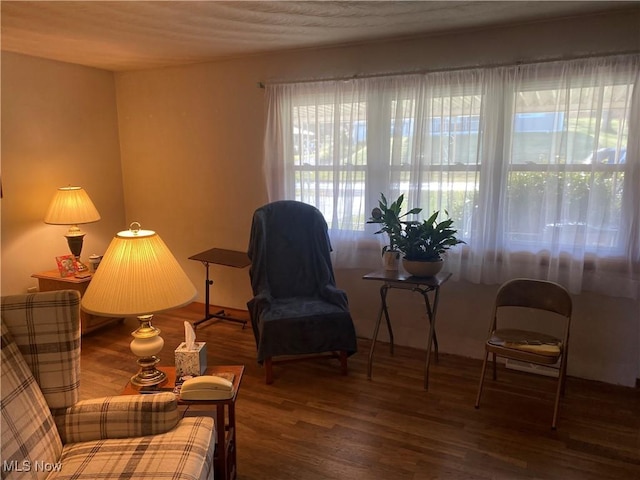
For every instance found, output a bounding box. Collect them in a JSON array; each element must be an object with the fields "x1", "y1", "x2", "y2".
[{"x1": 175, "y1": 342, "x2": 207, "y2": 377}]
